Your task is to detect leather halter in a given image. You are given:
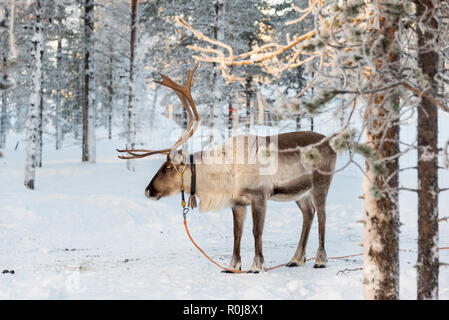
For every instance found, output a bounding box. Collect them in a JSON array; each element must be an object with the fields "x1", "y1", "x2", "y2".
[{"x1": 170, "y1": 153, "x2": 197, "y2": 210}]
